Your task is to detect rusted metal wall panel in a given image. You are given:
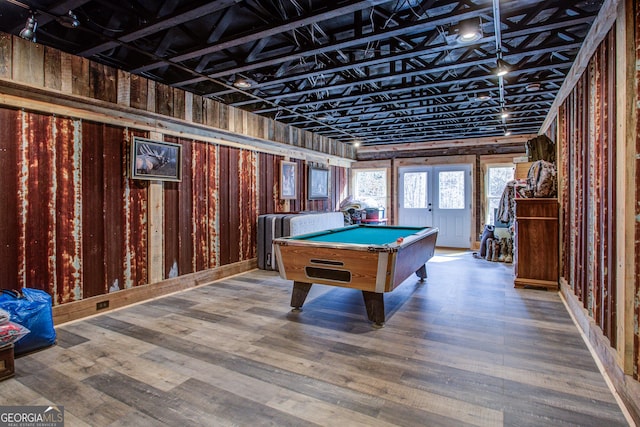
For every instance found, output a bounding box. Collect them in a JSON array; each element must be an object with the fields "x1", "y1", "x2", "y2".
[
  {"x1": 258, "y1": 153, "x2": 278, "y2": 214},
  {"x1": 22, "y1": 113, "x2": 56, "y2": 294},
  {"x1": 206, "y1": 142, "x2": 219, "y2": 269},
  {"x1": 219, "y1": 146, "x2": 255, "y2": 265},
  {"x1": 559, "y1": 28, "x2": 617, "y2": 348},
  {"x1": 191, "y1": 138, "x2": 210, "y2": 271},
  {"x1": 163, "y1": 136, "x2": 195, "y2": 278},
  {"x1": 101, "y1": 125, "x2": 127, "y2": 294},
  {"x1": 0, "y1": 108, "x2": 20, "y2": 289},
  {"x1": 634, "y1": 3, "x2": 640, "y2": 378},
  {"x1": 123, "y1": 130, "x2": 149, "y2": 290},
  {"x1": 163, "y1": 179, "x2": 180, "y2": 278},
  {"x1": 239, "y1": 150, "x2": 258, "y2": 260},
  {"x1": 605, "y1": 25, "x2": 616, "y2": 344},
  {"x1": 333, "y1": 165, "x2": 349, "y2": 210},
  {"x1": 560, "y1": 103, "x2": 570, "y2": 287},
  {"x1": 0, "y1": 105, "x2": 348, "y2": 308},
  {"x1": 162, "y1": 136, "x2": 181, "y2": 279},
  {"x1": 80, "y1": 121, "x2": 106, "y2": 298},
  {"x1": 218, "y1": 146, "x2": 230, "y2": 266},
  {"x1": 291, "y1": 158, "x2": 305, "y2": 212},
  {"x1": 178, "y1": 139, "x2": 195, "y2": 275},
  {"x1": 53, "y1": 116, "x2": 82, "y2": 304},
  {"x1": 82, "y1": 123, "x2": 149, "y2": 297},
  {"x1": 227, "y1": 147, "x2": 241, "y2": 263}
]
